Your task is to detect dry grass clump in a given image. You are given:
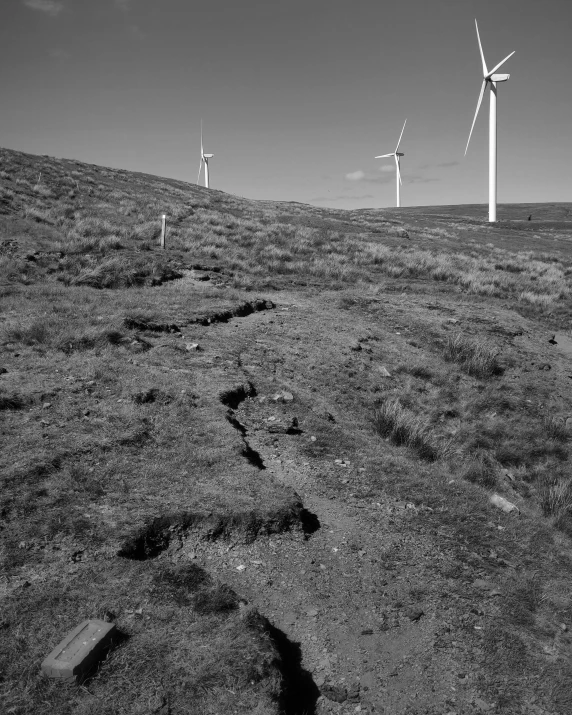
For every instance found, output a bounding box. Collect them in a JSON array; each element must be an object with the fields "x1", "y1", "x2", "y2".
[
  {"x1": 543, "y1": 415, "x2": 569, "y2": 442},
  {"x1": 57, "y1": 254, "x2": 181, "y2": 289},
  {"x1": 540, "y1": 478, "x2": 572, "y2": 518},
  {"x1": 374, "y1": 397, "x2": 443, "y2": 461},
  {"x1": 443, "y1": 333, "x2": 503, "y2": 378},
  {"x1": 461, "y1": 450, "x2": 499, "y2": 488}
]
